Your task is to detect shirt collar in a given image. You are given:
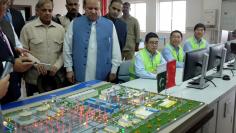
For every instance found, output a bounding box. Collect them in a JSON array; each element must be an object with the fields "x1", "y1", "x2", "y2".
[
  {"x1": 34, "y1": 18, "x2": 57, "y2": 27},
  {"x1": 6, "y1": 9, "x2": 10, "y2": 13},
  {"x1": 169, "y1": 43, "x2": 180, "y2": 51},
  {"x1": 145, "y1": 48, "x2": 157, "y2": 57},
  {"x1": 86, "y1": 16, "x2": 100, "y2": 24},
  {"x1": 104, "y1": 14, "x2": 117, "y2": 23},
  {"x1": 193, "y1": 36, "x2": 203, "y2": 43}
]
